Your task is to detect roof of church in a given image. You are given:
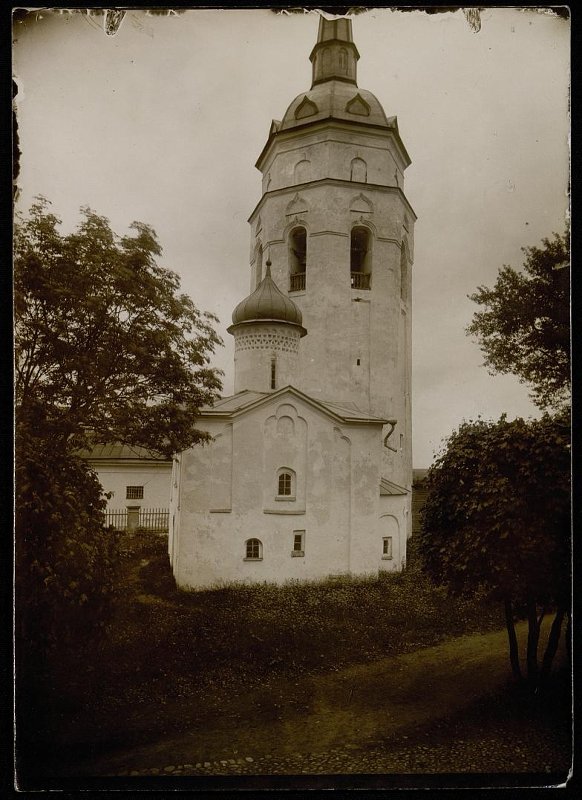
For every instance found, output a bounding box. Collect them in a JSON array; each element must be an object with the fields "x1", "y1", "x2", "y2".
[
  {"x1": 255, "y1": 16, "x2": 411, "y2": 172},
  {"x1": 280, "y1": 81, "x2": 394, "y2": 133},
  {"x1": 380, "y1": 477, "x2": 408, "y2": 496},
  {"x1": 203, "y1": 387, "x2": 388, "y2": 425},
  {"x1": 78, "y1": 442, "x2": 171, "y2": 462},
  {"x1": 229, "y1": 262, "x2": 306, "y2": 333}
]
